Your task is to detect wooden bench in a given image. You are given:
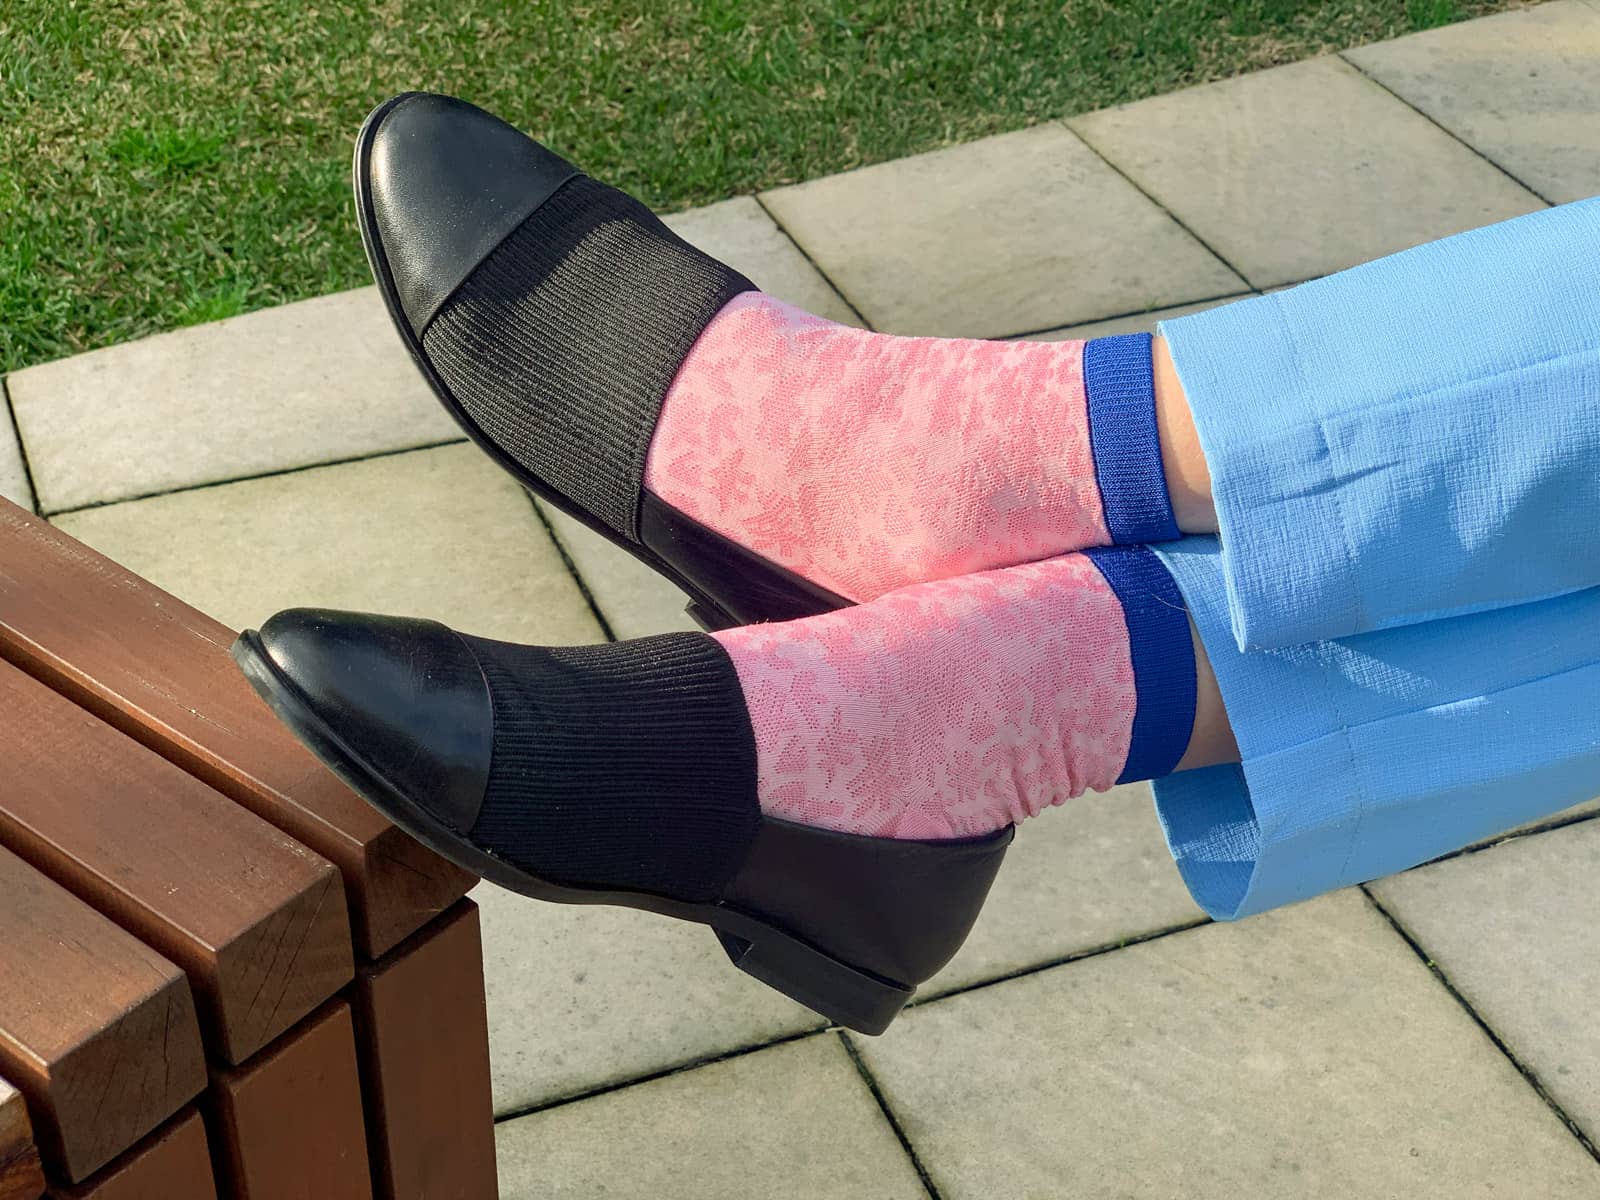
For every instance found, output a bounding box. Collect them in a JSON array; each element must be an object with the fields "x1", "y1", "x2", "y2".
[
  {"x1": 1, "y1": 1081, "x2": 45, "y2": 1200},
  {"x1": 0, "y1": 498, "x2": 498, "y2": 1199}
]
